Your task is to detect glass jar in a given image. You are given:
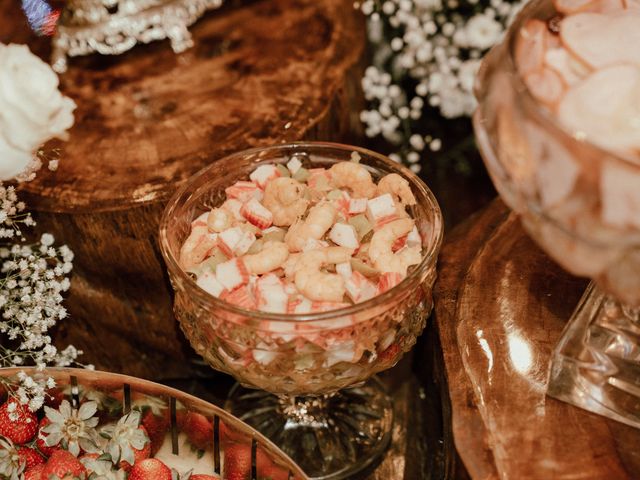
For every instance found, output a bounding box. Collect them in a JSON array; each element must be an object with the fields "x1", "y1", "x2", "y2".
[{"x1": 474, "y1": 0, "x2": 640, "y2": 428}]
